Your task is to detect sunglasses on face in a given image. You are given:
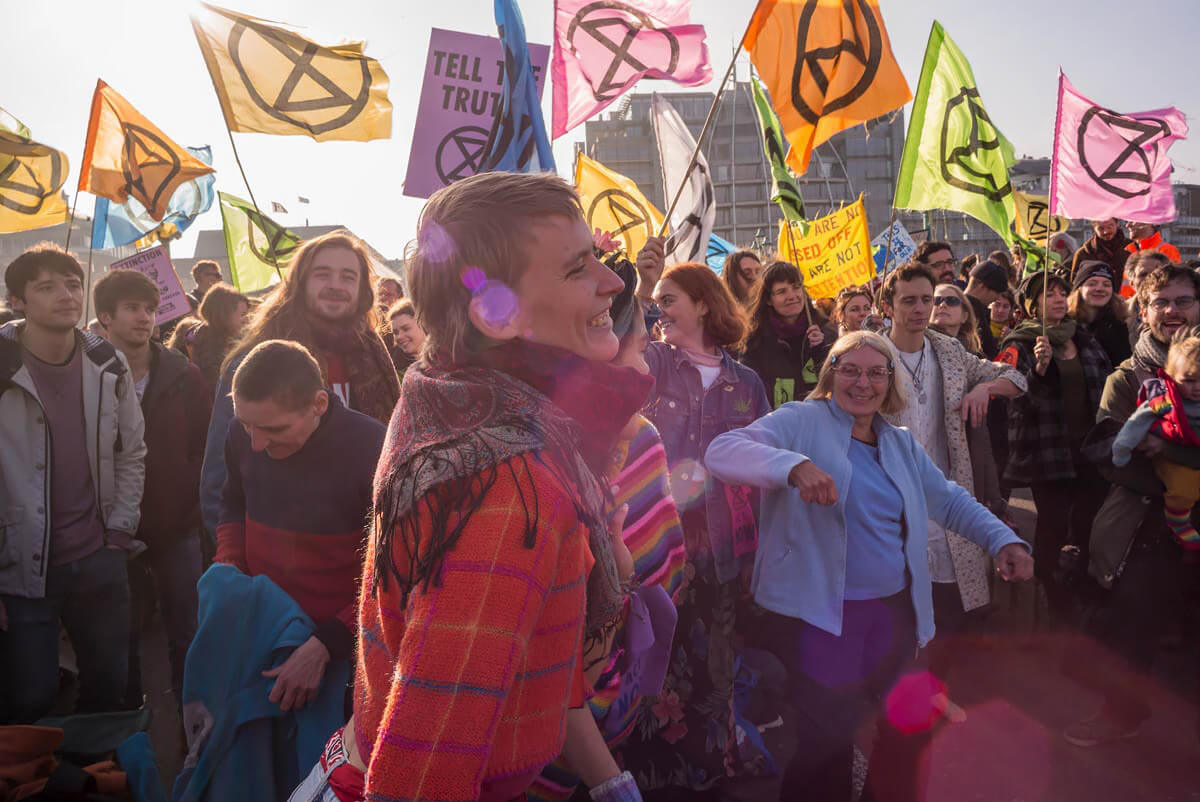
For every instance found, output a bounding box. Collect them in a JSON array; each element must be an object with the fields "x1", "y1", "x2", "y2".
[{"x1": 932, "y1": 296, "x2": 963, "y2": 308}]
